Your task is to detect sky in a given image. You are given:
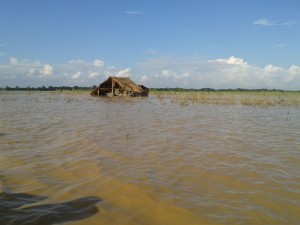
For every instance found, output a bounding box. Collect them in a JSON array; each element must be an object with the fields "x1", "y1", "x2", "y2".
[{"x1": 1, "y1": 0, "x2": 300, "y2": 90}]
